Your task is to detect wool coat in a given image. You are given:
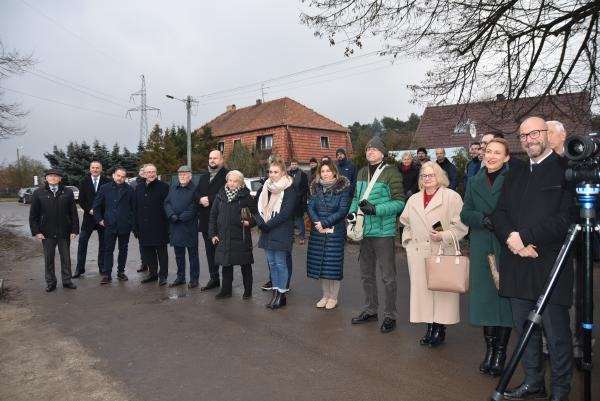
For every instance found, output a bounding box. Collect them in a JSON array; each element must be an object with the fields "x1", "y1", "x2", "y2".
[
  {"x1": 398, "y1": 163, "x2": 420, "y2": 197},
  {"x1": 194, "y1": 168, "x2": 229, "y2": 233},
  {"x1": 399, "y1": 187, "x2": 469, "y2": 324},
  {"x1": 164, "y1": 182, "x2": 198, "y2": 248},
  {"x1": 209, "y1": 186, "x2": 257, "y2": 266},
  {"x1": 491, "y1": 152, "x2": 573, "y2": 306},
  {"x1": 29, "y1": 183, "x2": 79, "y2": 238},
  {"x1": 78, "y1": 174, "x2": 110, "y2": 231},
  {"x1": 93, "y1": 181, "x2": 134, "y2": 235},
  {"x1": 460, "y1": 166, "x2": 513, "y2": 327},
  {"x1": 288, "y1": 168, "x2": 309, "y2": 218},
  {"x1": 306, "y1": 176, "x2": 351, "y2": 280},
  {"x1": 255, "y1": 184, "x2": 297, "y2": 252},
  {"x1": 133, "y1": 179, "x2": 170, "y2": 246}
]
